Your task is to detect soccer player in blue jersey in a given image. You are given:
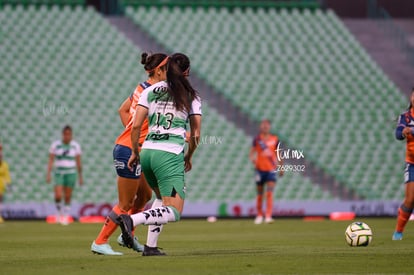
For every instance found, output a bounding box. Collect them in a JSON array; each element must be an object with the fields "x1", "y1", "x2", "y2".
[{"x1": 393, "y1": 88, "x2": 414, "y2": 240}]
